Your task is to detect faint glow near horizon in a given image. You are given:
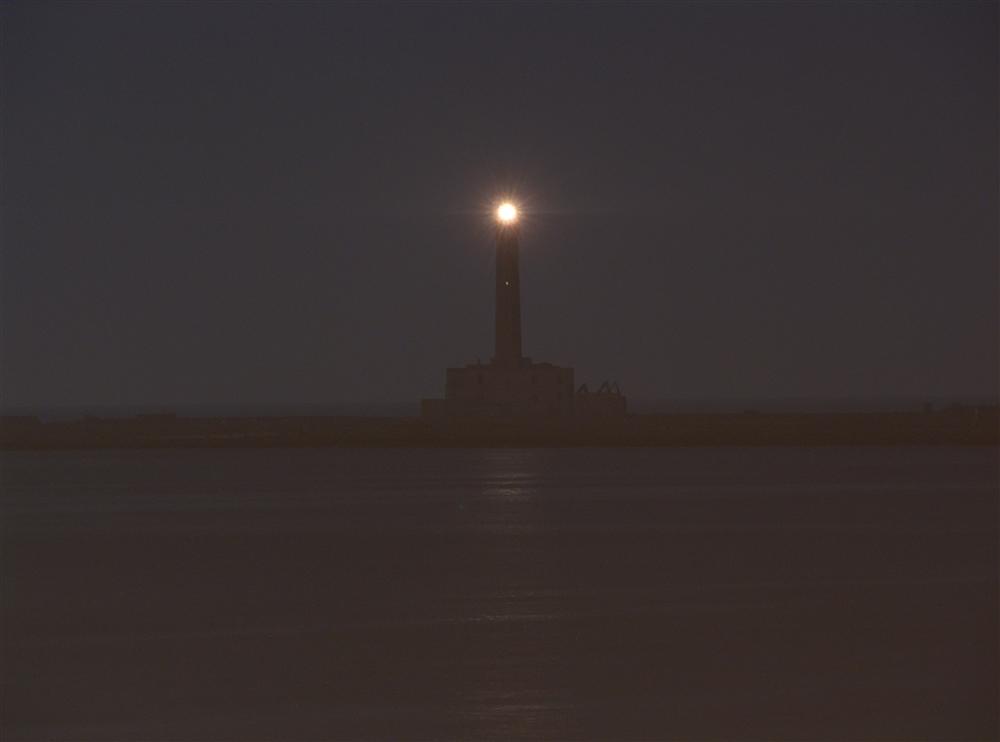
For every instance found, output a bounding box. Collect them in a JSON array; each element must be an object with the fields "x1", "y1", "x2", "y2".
[{"x1": 496, "y1": 202, "x2": 518, "y2": 224}]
